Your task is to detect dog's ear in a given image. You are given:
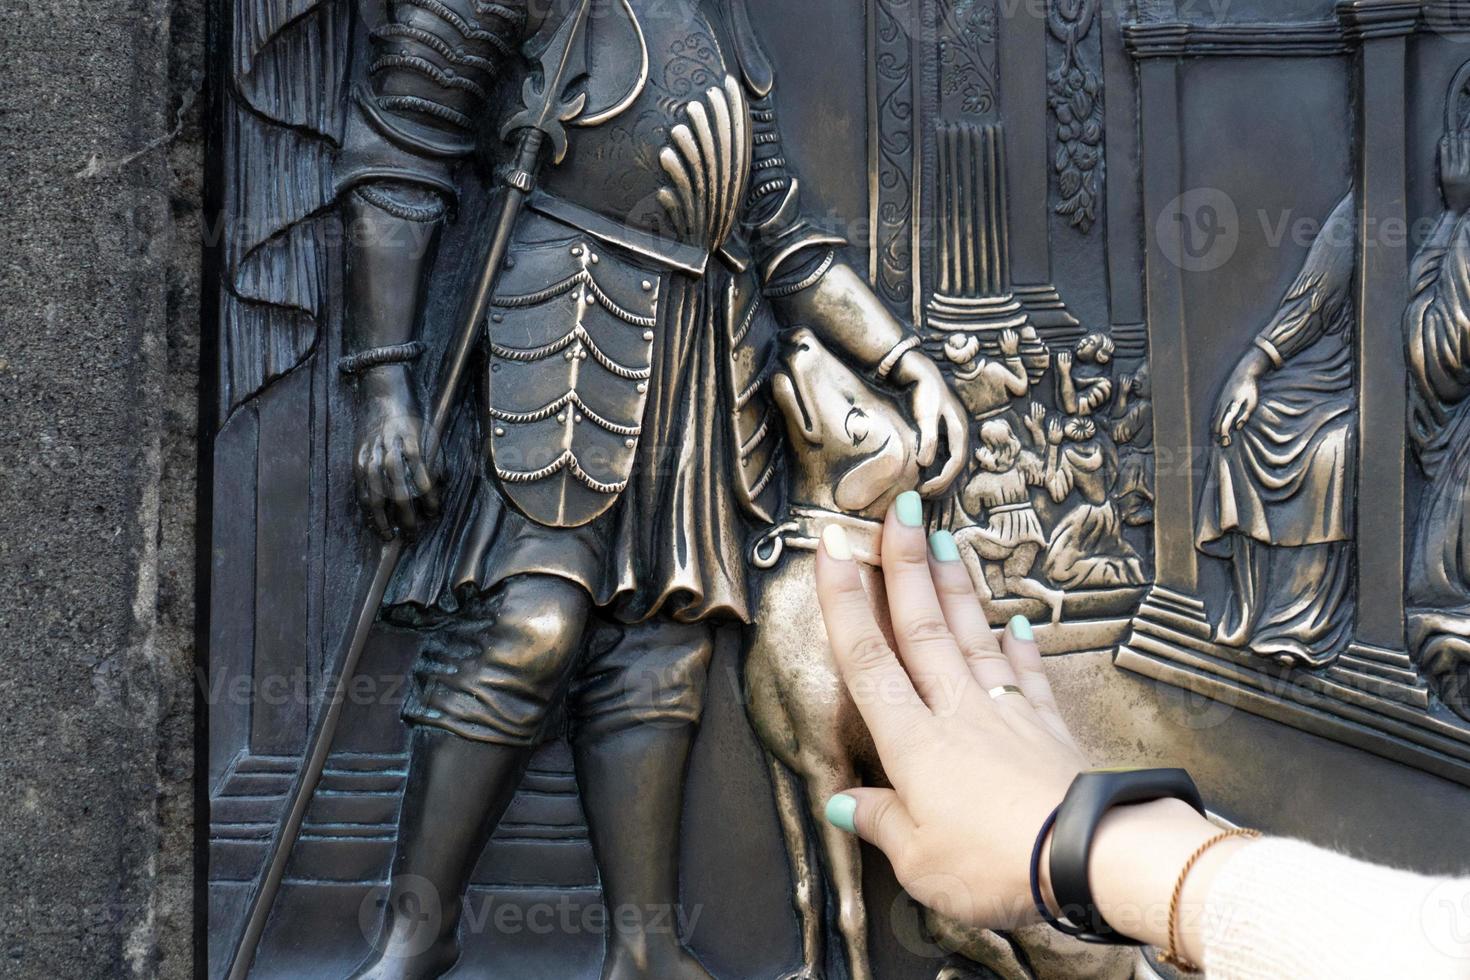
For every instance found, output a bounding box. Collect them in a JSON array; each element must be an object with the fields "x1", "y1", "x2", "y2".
[{"x1": 771, "y1": 371, "x2": 823, "y2": 445}]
